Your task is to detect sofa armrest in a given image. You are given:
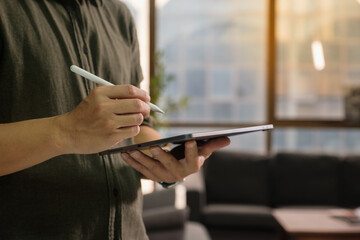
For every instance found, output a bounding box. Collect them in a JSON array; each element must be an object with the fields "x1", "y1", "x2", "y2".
[
  {"x1": 143, "y1": 206, "x2": 189, "y2": 231},
  {"x1": 187, "y1": 189, "x2": 206, "y2": 222},
  {"x1": 143, "y1": 188, "x2": 176, "y2": 210},
  {"x1": 184, "y1": 171, "x2": 207, "y2": 222}
]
